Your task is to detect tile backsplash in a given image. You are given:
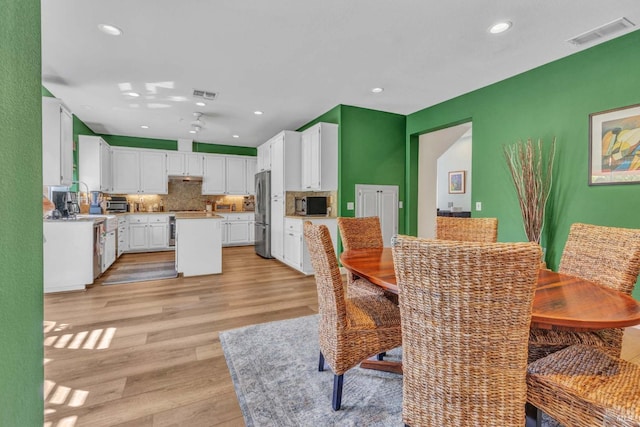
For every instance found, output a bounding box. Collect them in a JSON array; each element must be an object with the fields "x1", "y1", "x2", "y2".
[{"x1": 111, "y1": 180, "x2": 252, "y2": 212}]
